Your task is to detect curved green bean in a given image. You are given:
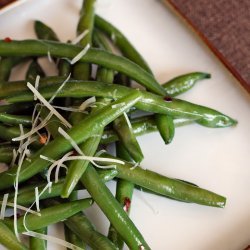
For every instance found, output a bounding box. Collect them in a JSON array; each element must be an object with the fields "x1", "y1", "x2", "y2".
[
  {"x1": 3, "y1": 80, "x2": 236, "y2": 128},
  {"x1": 108, "y1": 142, "x2": 135, "y2": 249},
  {"x1": 155, "y1": 114, "x2": 175, "y2": 144},
  {"x1": 80, "y1": 164, "x2": 151, "y2": 249},
  {"x1": 0, "y1": 39, "x2": 165, "y2": 95},
  {"x1": 29, "y1": 227, "x2": 47, "y2": 250},
  {"x1": 101, "y1": 153, "x2": 226, "y2": 208},
  {"x1": 0, "y1": 220, "x2": 28, "y2": 250},
  {"x1": 95, "y1": 15, "x2": 152, "y2": 74},
  {"x1": 0, "y1": 113, "x2": 32, "y2": 126},
  {"x1": 26, "y1": 59, "x2": 45, "y2": 81},
  {"x1": 163, "y1": 72, "x2": 211, "y2": 97}
]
